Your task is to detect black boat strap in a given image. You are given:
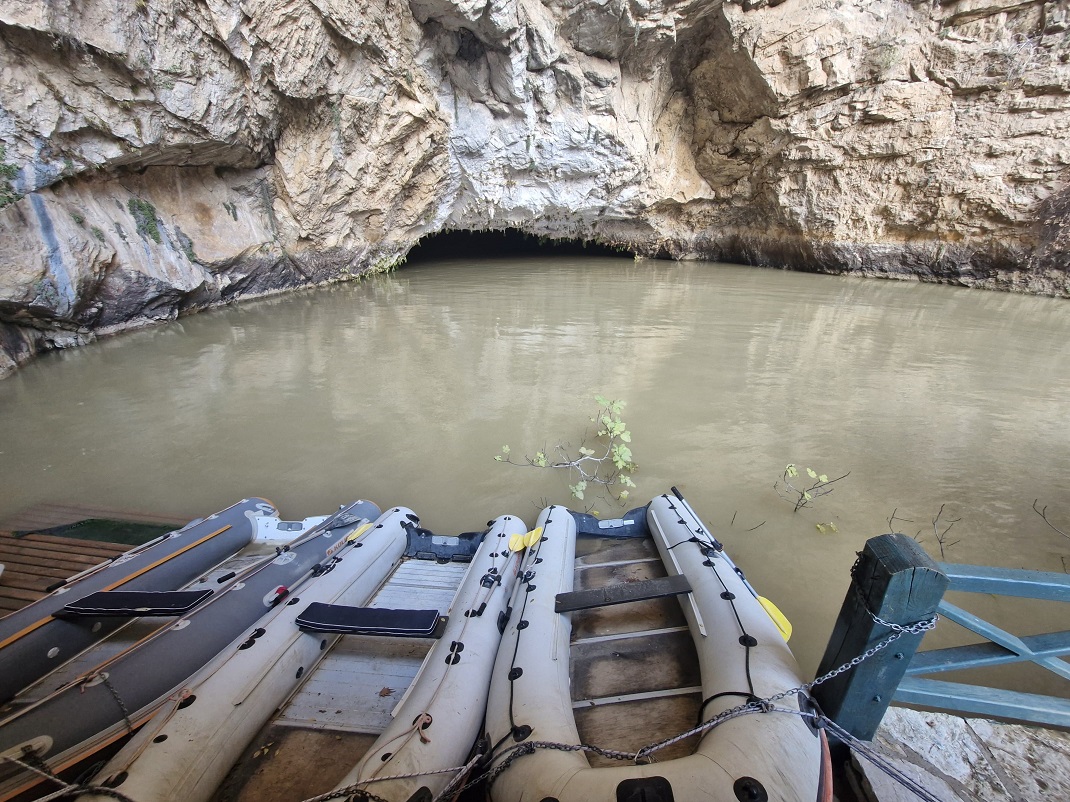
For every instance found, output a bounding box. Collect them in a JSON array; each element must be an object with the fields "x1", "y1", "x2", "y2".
[
  {"x1": 297, "y1": 602, "x2": 445, "y2": 638},
  {"x1": 58, "y1": 589, "x2": 214, "y2": 617},
  {"x1": 554, "y1": 574, "x2": 692, "y2": 613}
]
